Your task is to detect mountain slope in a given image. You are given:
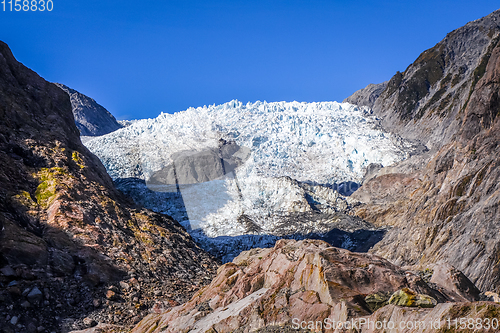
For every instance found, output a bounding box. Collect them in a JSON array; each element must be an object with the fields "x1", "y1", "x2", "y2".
[
  {"x1": 343, "y1": 81, "x2": 387, "y2": 109},
  {"x1": 348, "y1": 9, "x2": 500, "y2": 292},
  {"x1": 360, "y1": 9, "x2": 500, "y2": 150},
  {"x1": 0, "y1": 41, "x2": 218, "y2": 332},
  {"x1": 55, "y1": 83, "x2": 122, "y2": 136}
]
